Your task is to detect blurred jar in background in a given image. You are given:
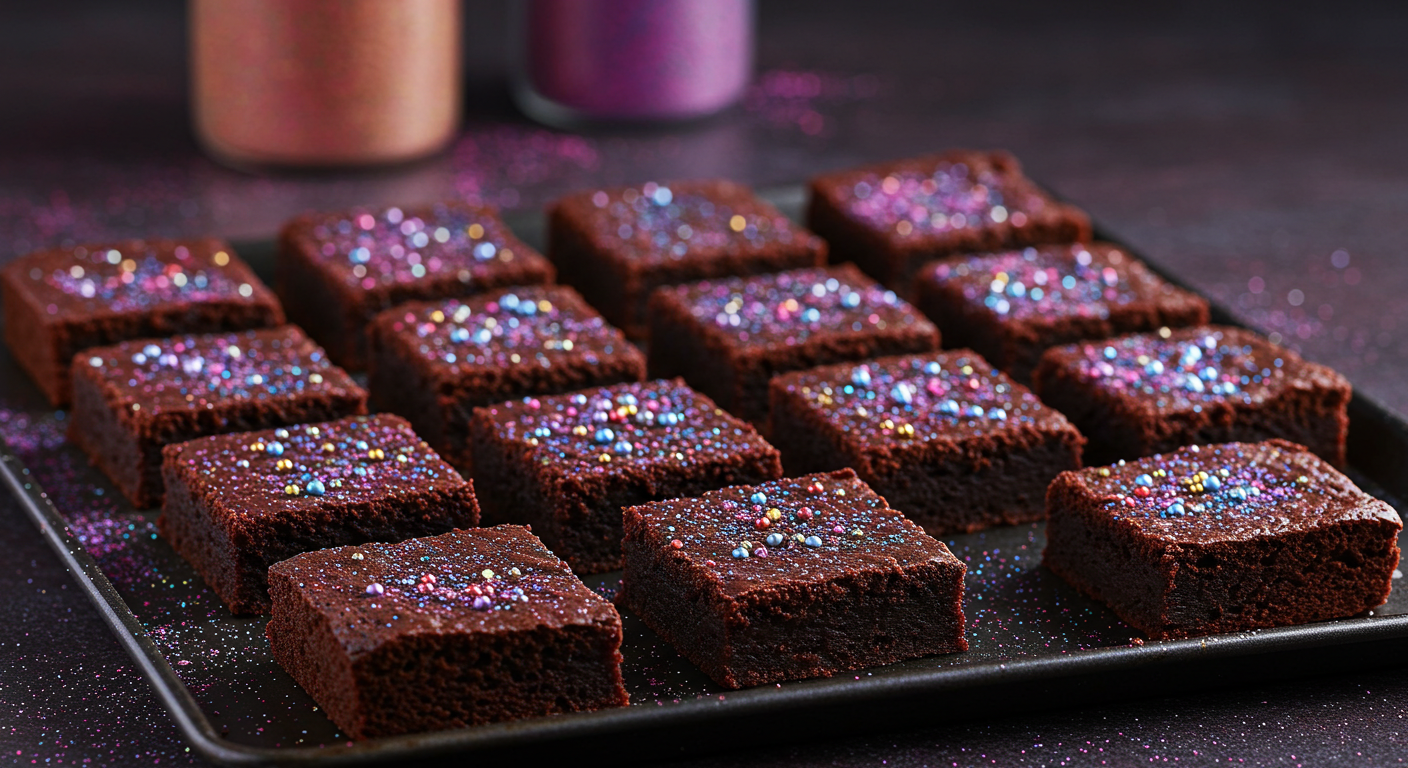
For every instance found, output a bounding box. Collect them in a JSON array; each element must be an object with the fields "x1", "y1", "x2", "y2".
[
  {"x1": 191, "y1": 0, "x2": 461, "y2": 168},
  {"x1": 514, "y1": 0, "x2": 754, "y2": 126}
]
